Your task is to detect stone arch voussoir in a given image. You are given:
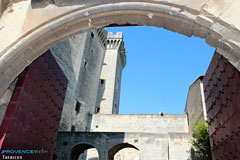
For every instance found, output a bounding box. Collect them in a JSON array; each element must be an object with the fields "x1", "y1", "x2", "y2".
[{"x1": 0, "y1": 1, "x2": 240, "y2": 97}]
